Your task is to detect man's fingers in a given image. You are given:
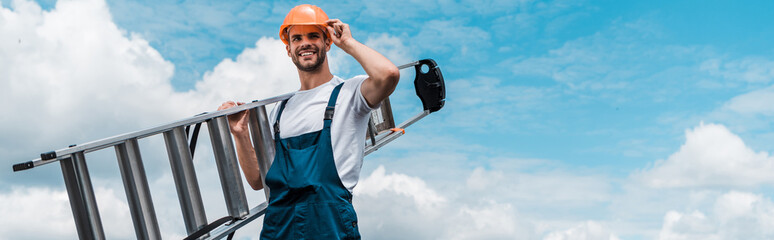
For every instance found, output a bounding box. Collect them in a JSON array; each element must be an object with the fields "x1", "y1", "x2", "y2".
[
  {"x1": 325, "y1": 19, "x2": 341, "y2": 25},
  {"x1": 325, "y1": 19, "x2": 349, "y2": 39},
  {"x1": 327, "y1": 24, "x2": 338, "y2": 35},
  {"x1": 326, "y1": 25, "x2": 340, "y2": 39},
  {"x1": 217, "y1": 101, "x2": 236, "y2": 110}
]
